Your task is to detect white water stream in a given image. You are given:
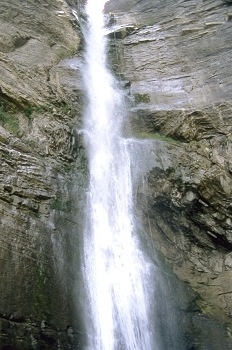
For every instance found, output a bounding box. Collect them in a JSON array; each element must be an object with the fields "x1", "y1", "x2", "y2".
[{"x1": 82, "y1": 1, "x2": 155, "y2": 349}]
